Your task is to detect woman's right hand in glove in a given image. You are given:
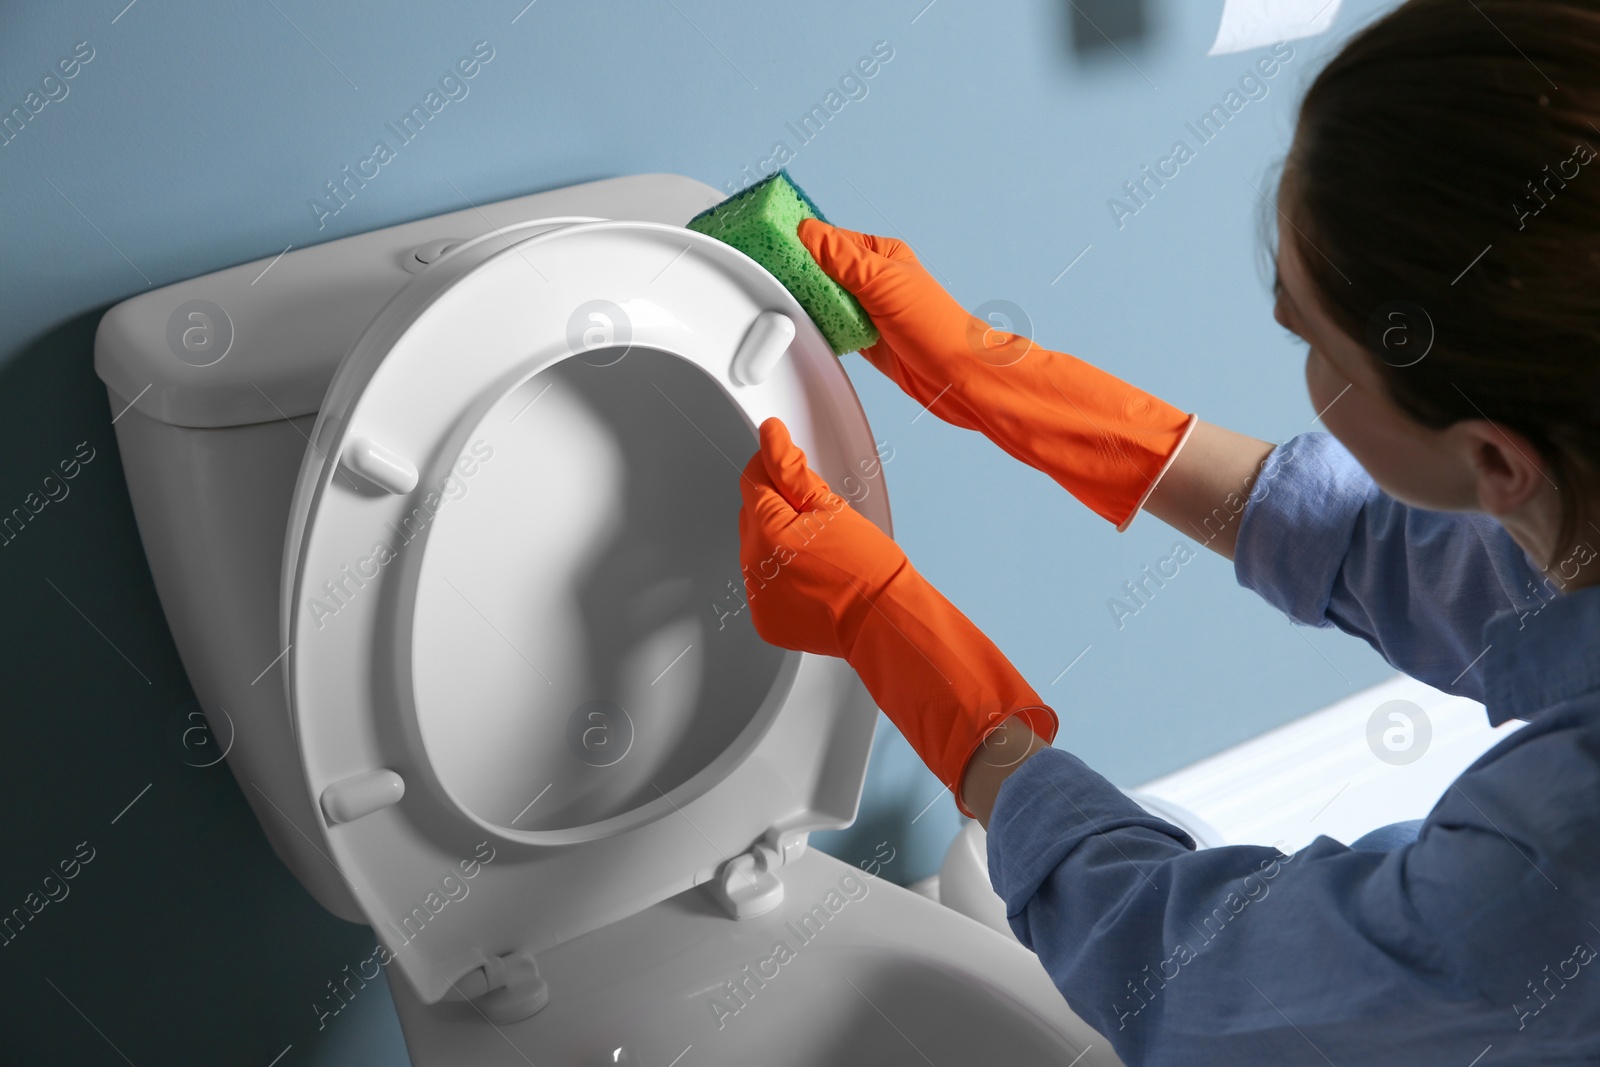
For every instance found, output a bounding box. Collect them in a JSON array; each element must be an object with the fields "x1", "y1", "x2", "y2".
[{"x1": 798, "y1": 218, "x2": 1198, "y2": 531}]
